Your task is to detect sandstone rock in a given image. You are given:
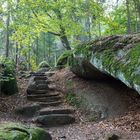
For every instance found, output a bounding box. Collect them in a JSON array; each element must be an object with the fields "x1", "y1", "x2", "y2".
[
  {"x1": 0, "y1": 122, "x2": 52, "y2": 140},
  {"x1": 34, "y1": 114, "x2": 75, "y2": 126},
  {"x1": 28, "y1": 95, "x2": 62, "y2": 102},
  {"x1": 70, "y1": 34, "x2": 140, "y2": 94},
  {"x1": 38, "y1": 101, "x2": 62, "y2": 107},
  {"x1": 15, "y1": 103, "x2": 40, "y2": 117},
  {"x1": 39, "y1": 108, "x2": 75, "y2": 115}
]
